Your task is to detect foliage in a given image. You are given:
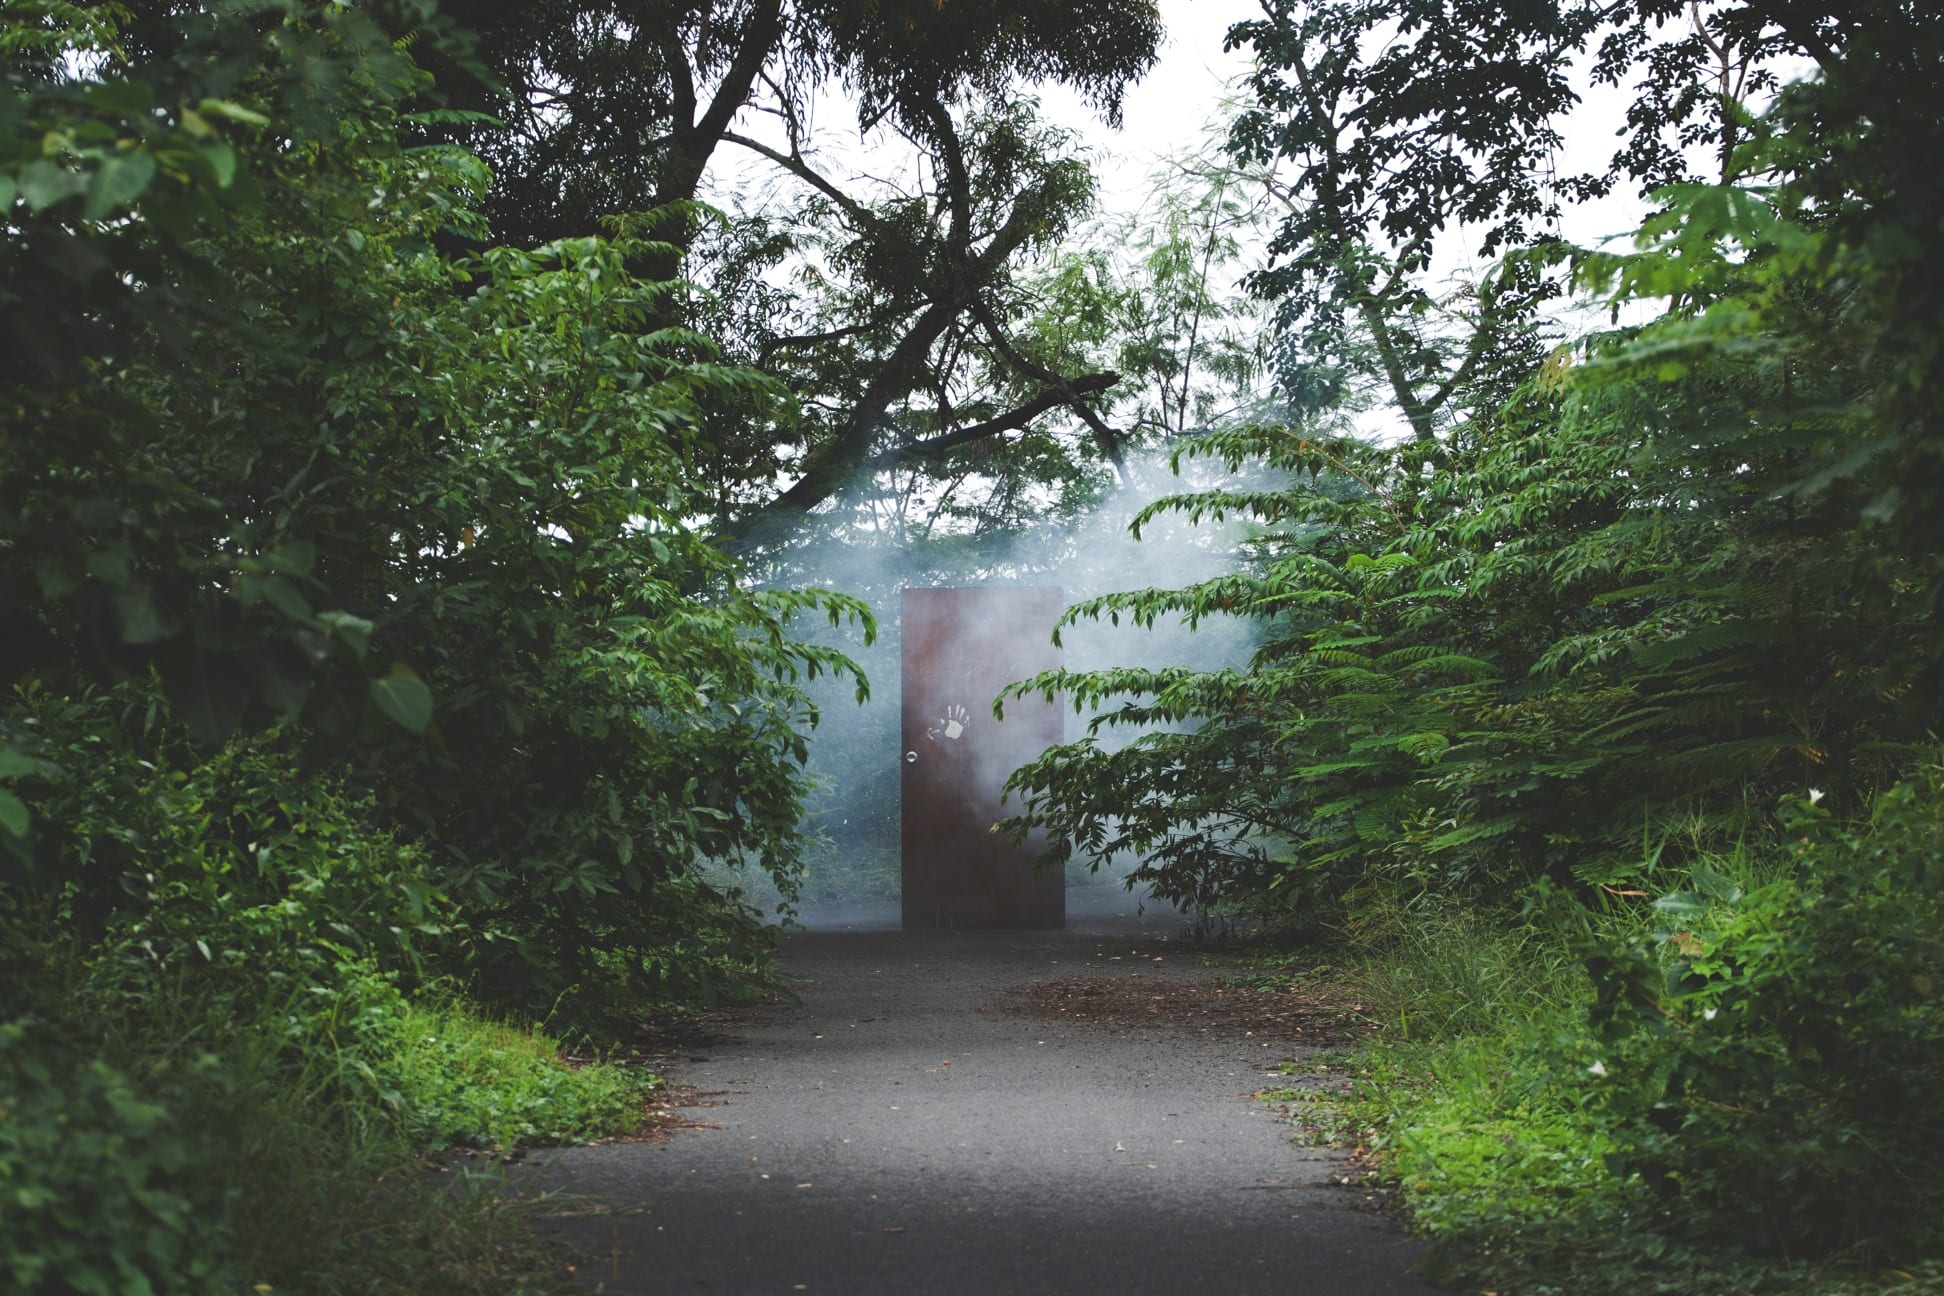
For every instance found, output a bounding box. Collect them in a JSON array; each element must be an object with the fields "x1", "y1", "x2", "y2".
[
  {"x1": 1283, "y1": 773, "x2": 1942, "y2": 1293},
  {"x1": 1, "y1": 3, "x2": 873, "y2": 1289},
  {"x1": 1004, "y1": 0, "x2": 1941, "y2": 920},
  {"x1": 1, "y1": 0, "x2": 458, "y2": 829},
  {"x1": 429, "y1": 0, "x2": 1166, "y2": 550},
  {"x1": 0, "y1": 687, "x2": 652, "y2": 1293},
  {"x1": 1017, "y1": 138, "x2": 1274, "y2": 448},
  {"x1": 2, "y1": 0, "x2": 873, "y2": 1015},
  {"x1": 1580, "y1": 776, "x2": 1944, "y2": 1258},
  {"x1": 0, "y1": 971, "x2": 642, "y2": 1296},
  {"x1": 383, "y1": 996, "x2": 655, "y2": 1152},
  {"x1": 1014, "y1": 5, "x2": 1943, "y2": 1290},
  {"x1": 339, "y1": 223, "x2": 873, "y2": 1011}
]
